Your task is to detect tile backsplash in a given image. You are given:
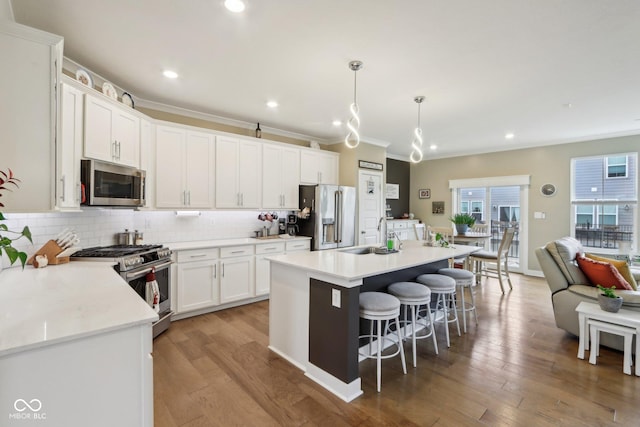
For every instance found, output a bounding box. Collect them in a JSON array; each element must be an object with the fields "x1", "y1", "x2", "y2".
[{"x1": 1, "y1": 209, "x2": 289, "y2": 268}]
